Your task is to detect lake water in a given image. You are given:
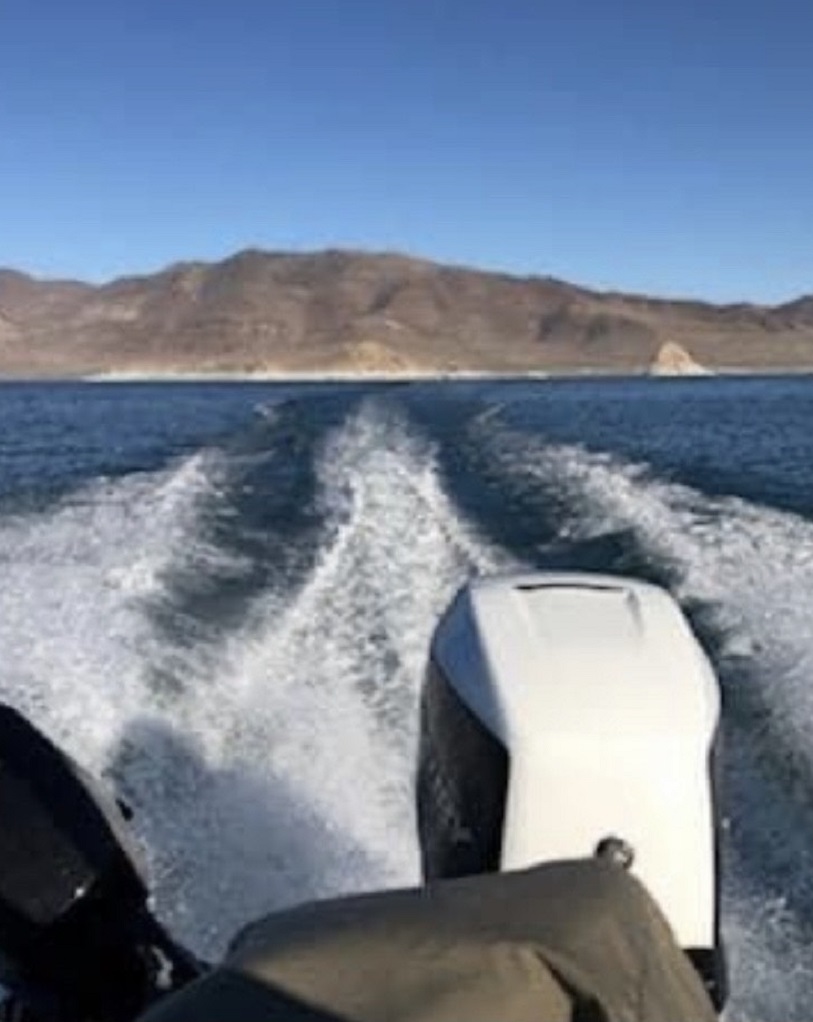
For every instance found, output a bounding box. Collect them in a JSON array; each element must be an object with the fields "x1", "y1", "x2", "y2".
[{"x1": 2, "y1": 375, "x2": 813, "y2": 1020}]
